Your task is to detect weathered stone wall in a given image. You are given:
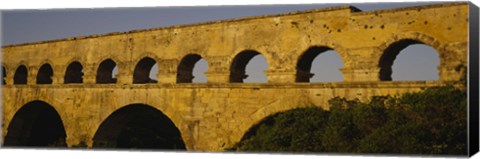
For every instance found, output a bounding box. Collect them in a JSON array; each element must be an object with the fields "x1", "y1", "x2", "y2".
[
  {"x1": 1, "y1": 82, "x2": 456, "y2": 150},
  {"x1": 1, "y1": 3, "x2": 468, "y2": 84},
  {"x1": 1, "y1": 3, "x2": 469, "y2": 151}
]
